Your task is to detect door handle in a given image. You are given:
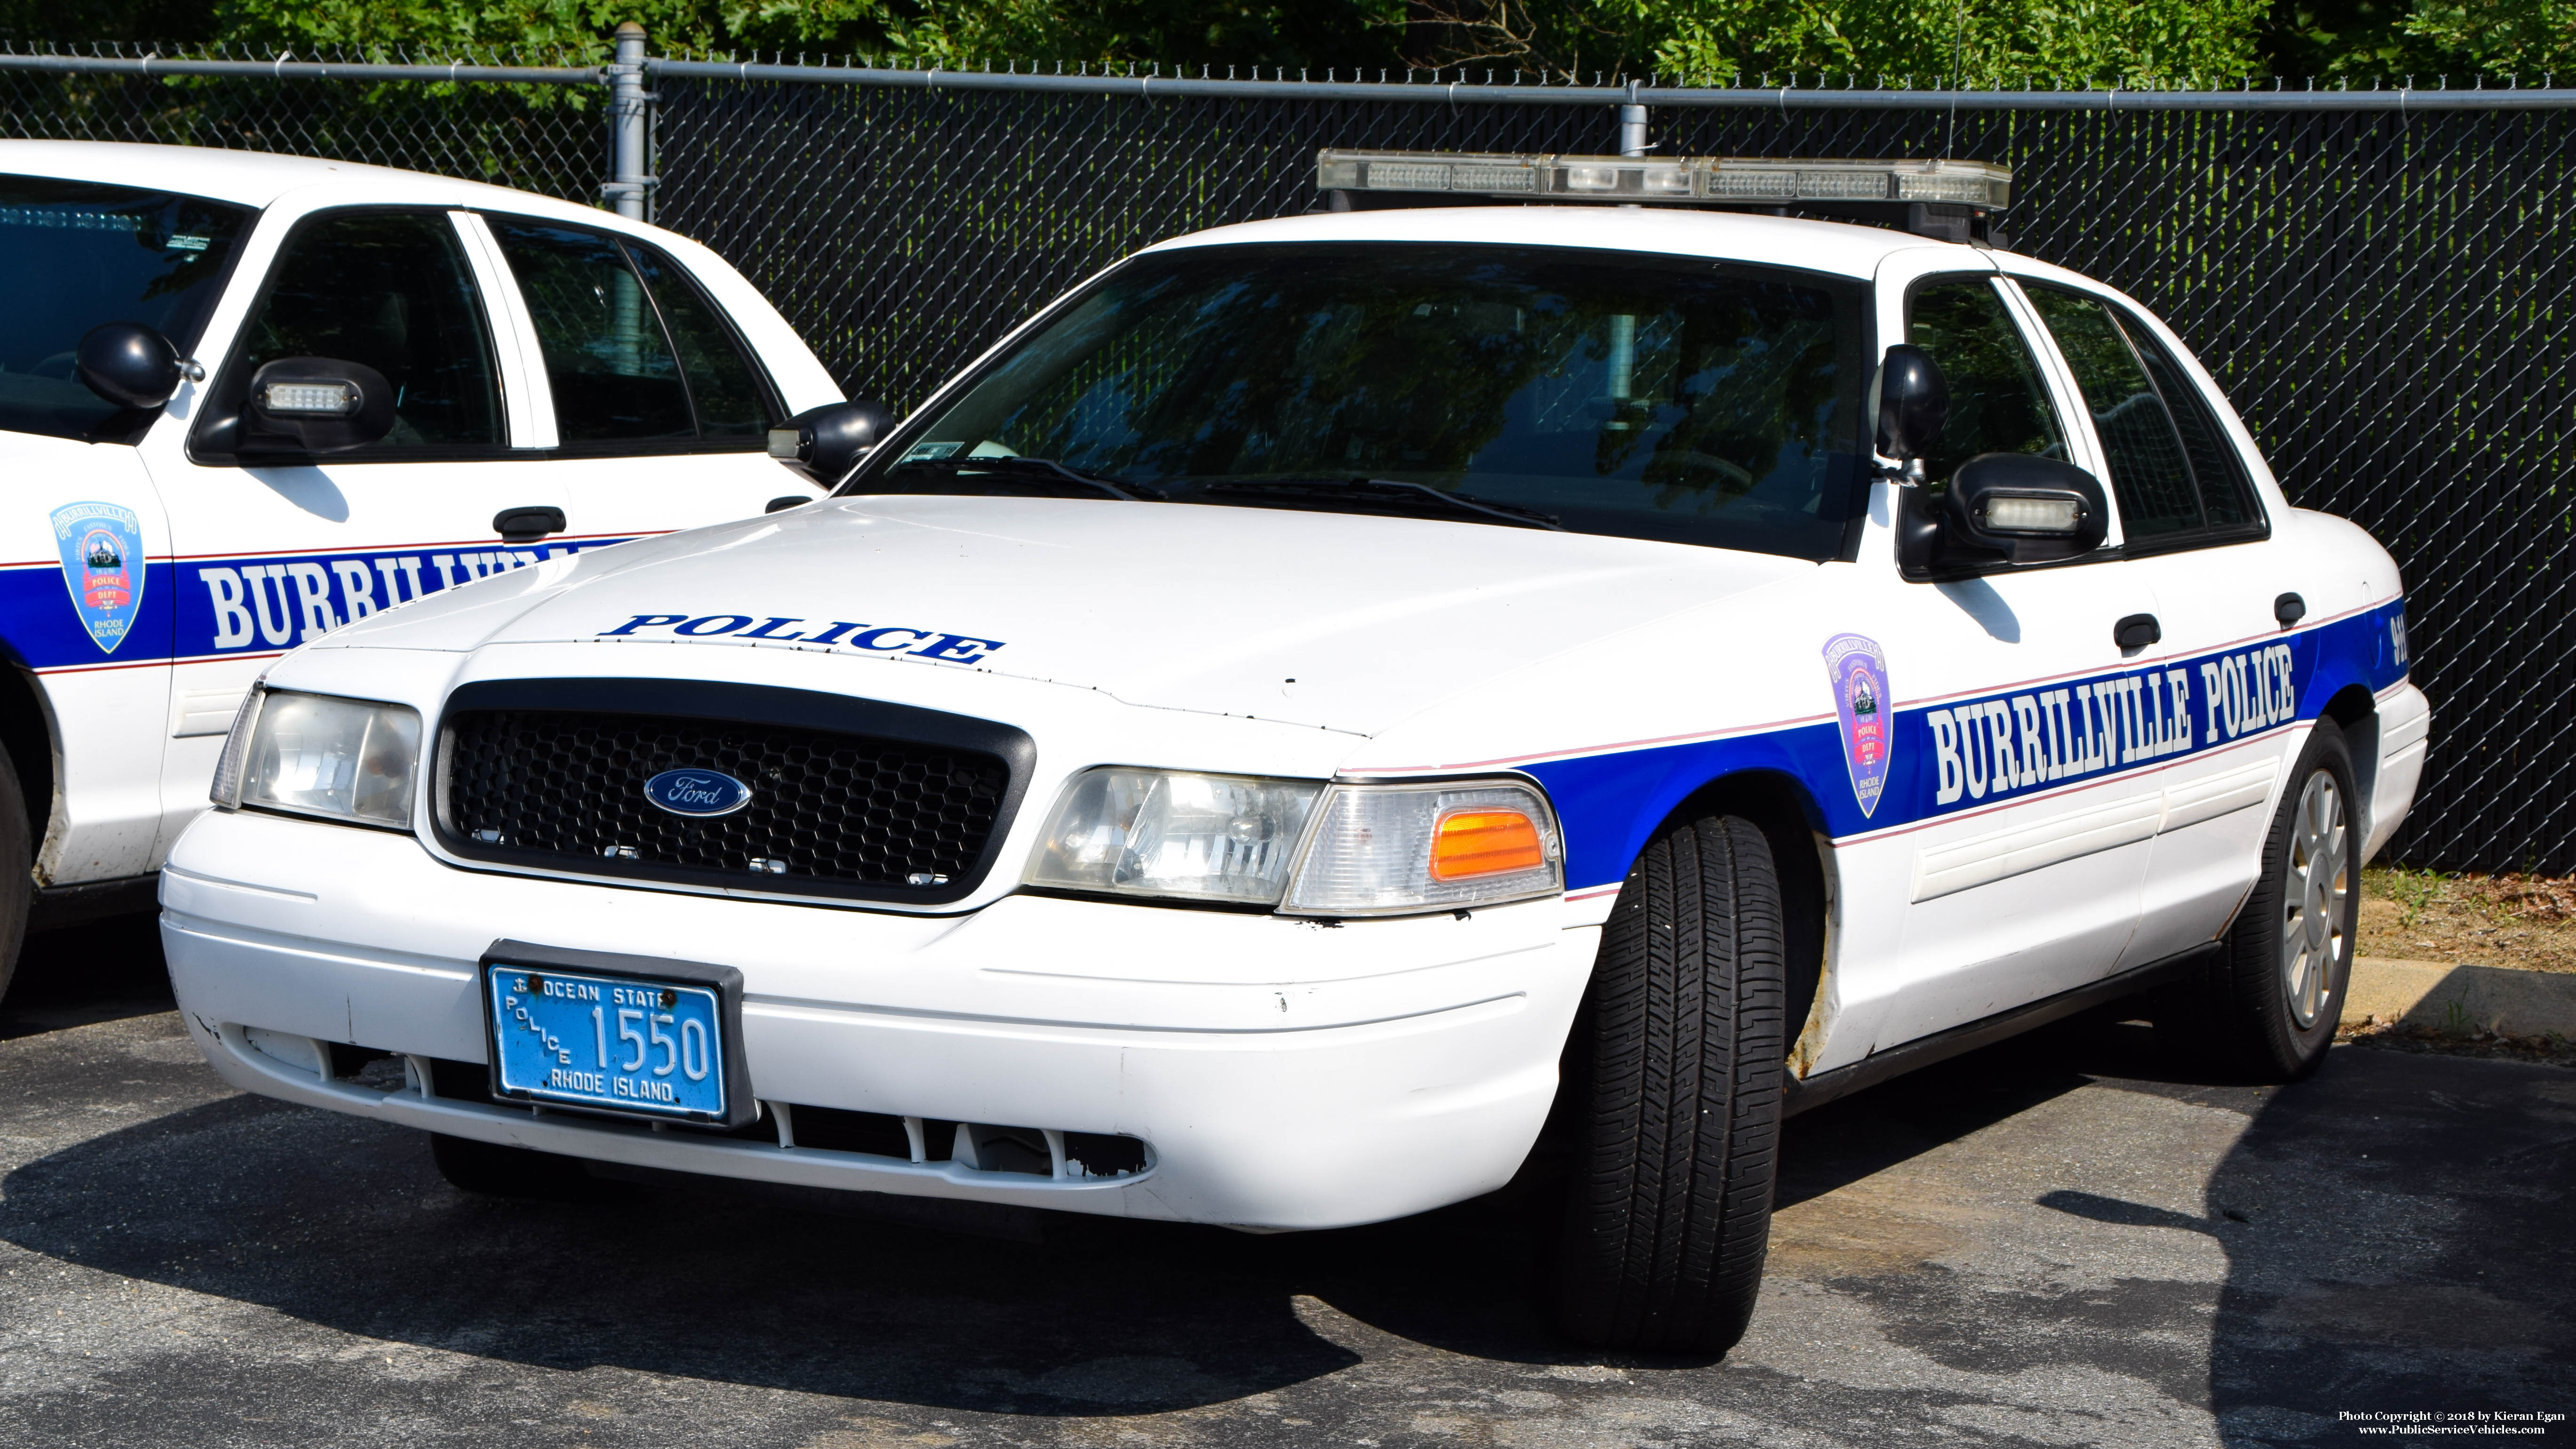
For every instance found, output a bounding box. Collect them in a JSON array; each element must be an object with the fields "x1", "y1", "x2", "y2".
[
  {"x1": 2114, "y1": 613, "x2": 2161, "y2": 650},
  {"x1": 494, "y1": 505, "x2": 566, "y2": 544},
  {"x1": 2274, "y1": 592, "x2": 2306, "y2": 626}
]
